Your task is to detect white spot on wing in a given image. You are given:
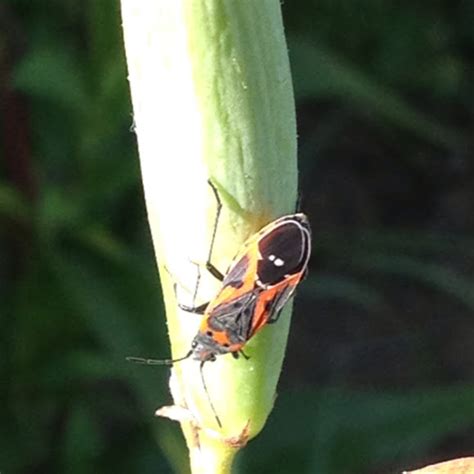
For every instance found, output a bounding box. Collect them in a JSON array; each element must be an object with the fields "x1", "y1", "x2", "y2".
[{"x1": 268, "y1": 254, "x2": 285, "y2": 267}]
